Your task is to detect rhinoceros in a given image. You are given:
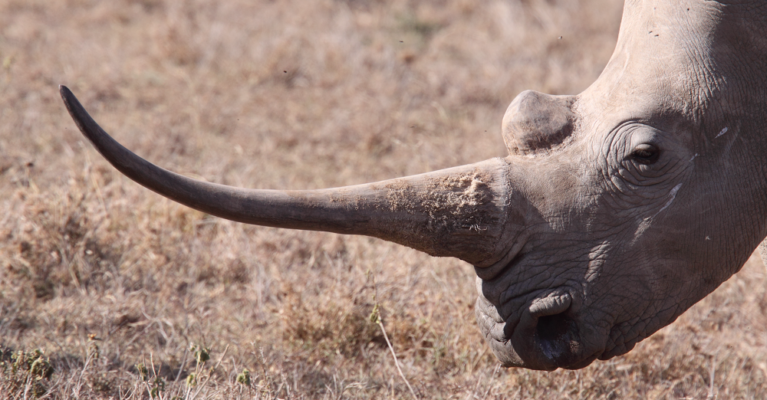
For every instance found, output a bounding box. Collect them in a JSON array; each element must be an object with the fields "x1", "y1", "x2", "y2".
[{"x1": 59, "y1": 0, "x2": 767, "y2": 370}]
